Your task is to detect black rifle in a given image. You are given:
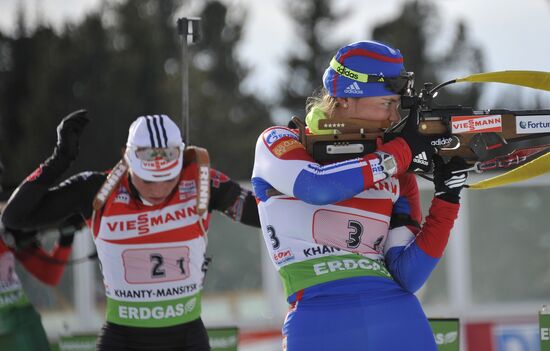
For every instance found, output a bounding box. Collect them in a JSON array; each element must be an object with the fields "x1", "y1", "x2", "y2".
[{"x1": 297, "y1": 71, "x2": 550, "y2": 174}]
